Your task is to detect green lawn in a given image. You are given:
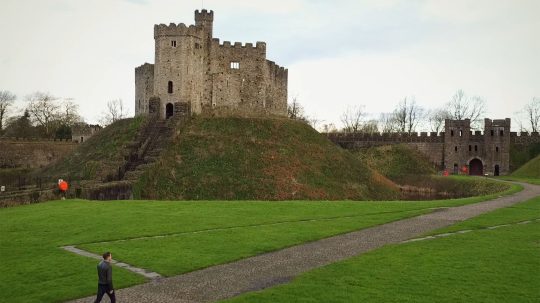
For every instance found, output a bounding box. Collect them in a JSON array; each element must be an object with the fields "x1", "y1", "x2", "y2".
[
  {"x1": 0, "y1": 184, "x2": 521, "y2": 303},
  {"x1": 498, "y1": 176, "x2": 540, "y2": 185},
  {"x1": 224, "y1": 196, "x2": 540, "y2": 303}
]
